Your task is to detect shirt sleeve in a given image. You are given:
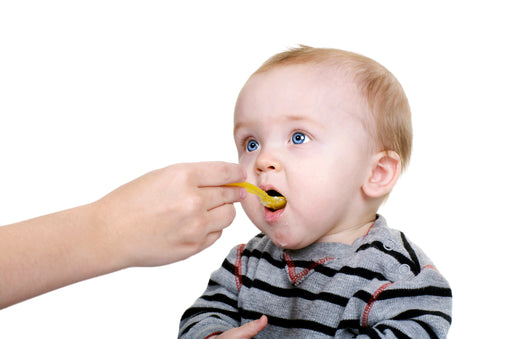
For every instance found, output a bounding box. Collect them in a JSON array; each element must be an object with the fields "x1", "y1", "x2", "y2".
[
  {"x1": 338, "y1": 249, "x2": 452, "y2": 338},
  {"x1": 178, "y1": 244, "x2": 244, "y2": 339}
]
